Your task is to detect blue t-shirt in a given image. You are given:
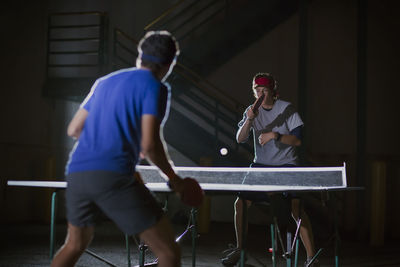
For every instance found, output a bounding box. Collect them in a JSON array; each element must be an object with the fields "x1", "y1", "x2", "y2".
[{"x1": 66, "y1": 68, "x2": 170, "y2": 175}]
